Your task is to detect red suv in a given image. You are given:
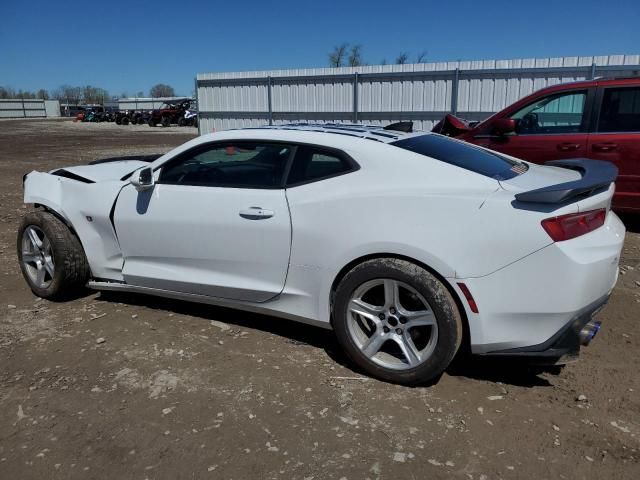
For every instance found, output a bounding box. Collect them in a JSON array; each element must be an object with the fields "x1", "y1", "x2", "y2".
[{"x1": 434, "y1": 77, "x2": 640, "y2": 211}]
